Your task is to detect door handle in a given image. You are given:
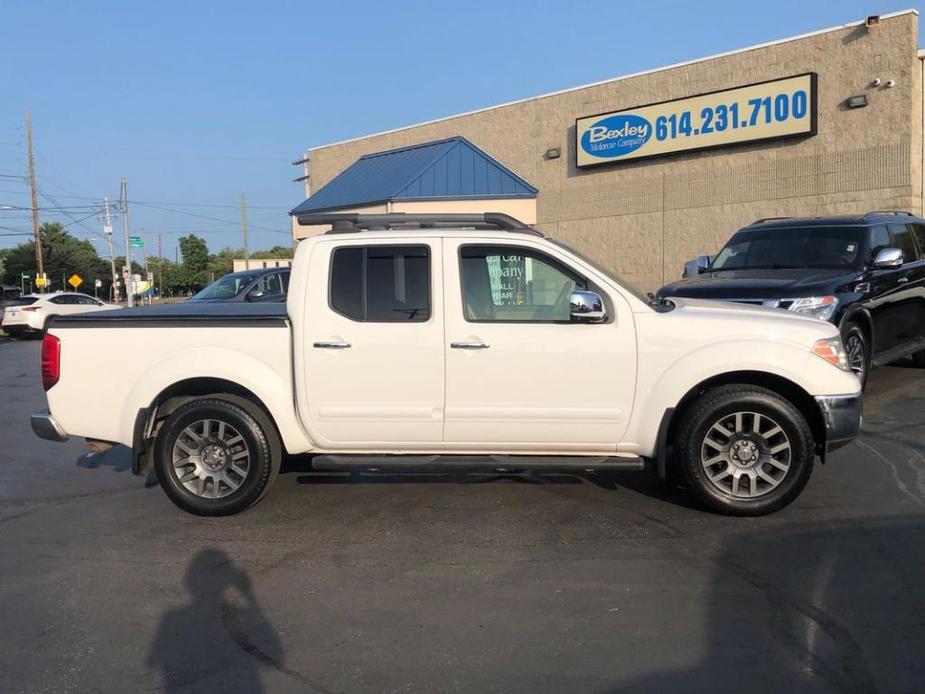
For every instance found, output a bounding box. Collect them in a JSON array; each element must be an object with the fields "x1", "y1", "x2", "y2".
[
  {"x1": 897, "y1": 276, "x2": 909, "y2": 284},
  {"x1": 450, "y1": 341, "x2": 490, "y2": 349},
  {"x1": 313, "y1": 340, "x2": 351, "y2": 349}
]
